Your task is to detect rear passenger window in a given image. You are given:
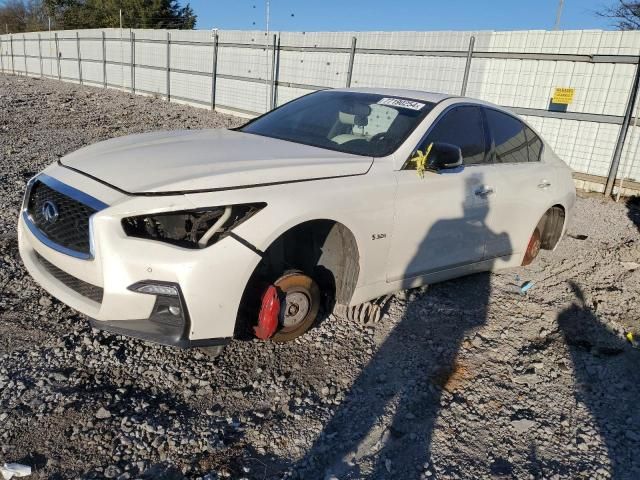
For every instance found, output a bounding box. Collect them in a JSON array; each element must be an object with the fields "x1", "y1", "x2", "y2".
[
  {"x1": 414, "y1": 106, "x2": 487, "y2": 166},
  {"x1": 524, "y1": 125, "x2": 543, "y2": 162},
  {"x1": 485, "y1": 109, "x2": 529, "y2": 164}
]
